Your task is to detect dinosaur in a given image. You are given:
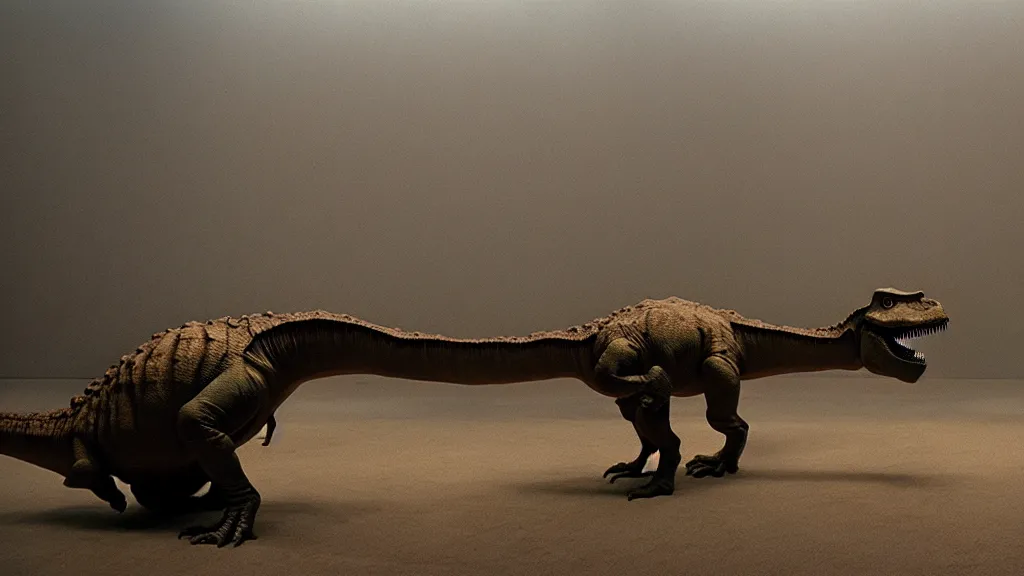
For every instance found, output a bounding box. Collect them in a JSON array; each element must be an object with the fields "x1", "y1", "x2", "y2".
[{"x1": 0, "y1": 287, "x2": 947, "y2": 548}]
